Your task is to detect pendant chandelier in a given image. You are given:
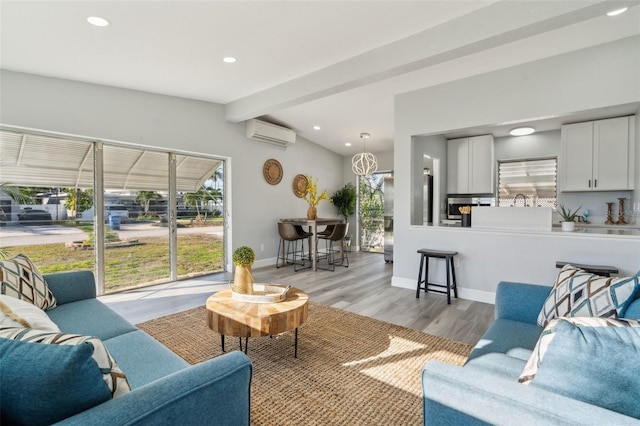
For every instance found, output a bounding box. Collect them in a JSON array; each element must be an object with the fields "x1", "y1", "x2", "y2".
[{"x1": 352, "y1": 132, "x2": 378, "y2": 176}]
